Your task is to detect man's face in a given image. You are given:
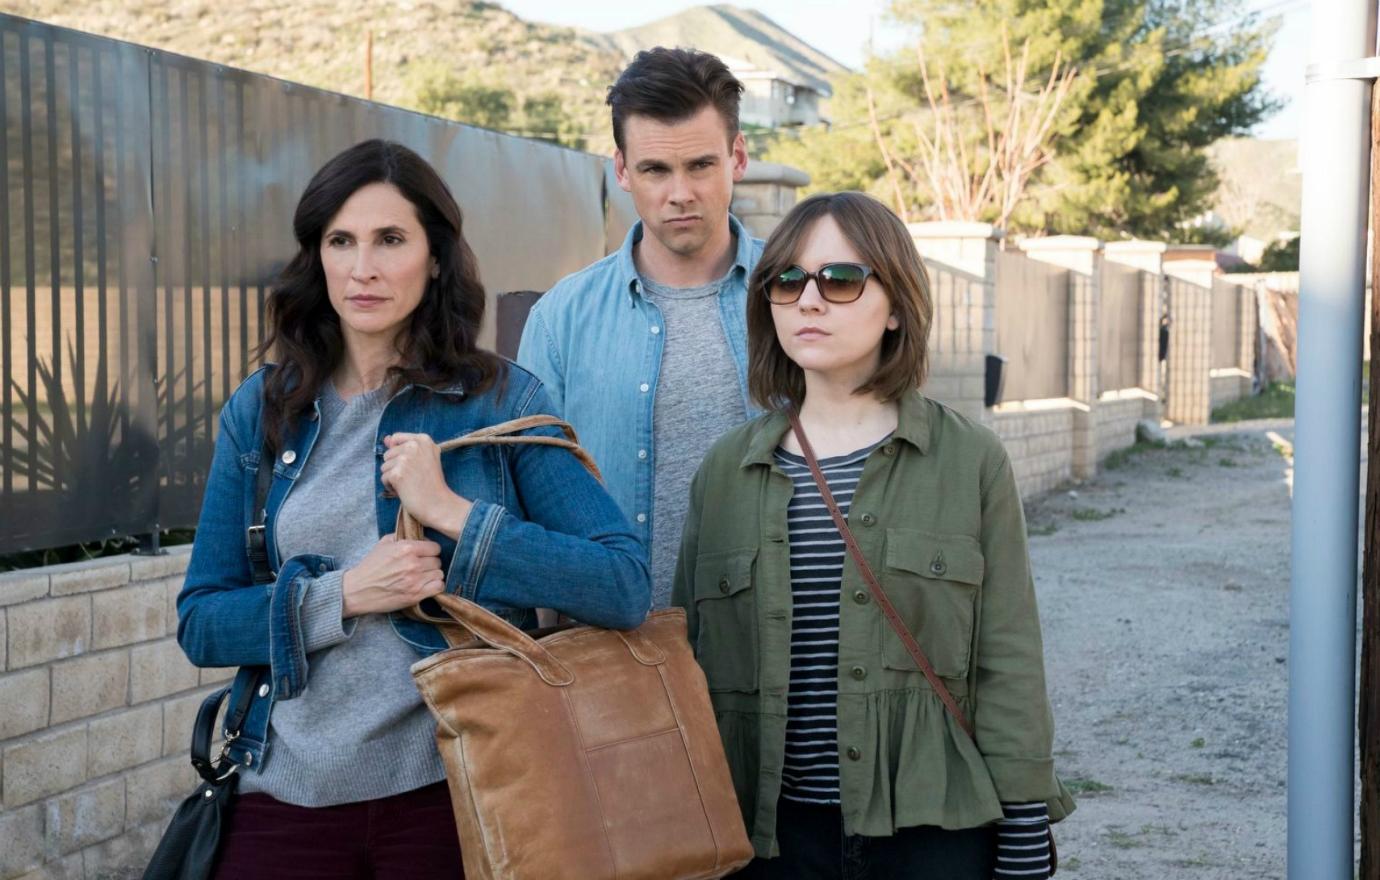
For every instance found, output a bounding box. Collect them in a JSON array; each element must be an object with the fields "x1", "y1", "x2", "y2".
[{"x1": 614, "y1": 105, "x2": 749, "y2": 263}]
